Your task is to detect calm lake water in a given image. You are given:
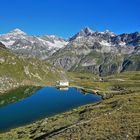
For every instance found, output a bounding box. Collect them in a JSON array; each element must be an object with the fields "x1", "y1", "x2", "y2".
[{"x1": 0, "y1": 87, "x2": 102, "y2": 132}]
